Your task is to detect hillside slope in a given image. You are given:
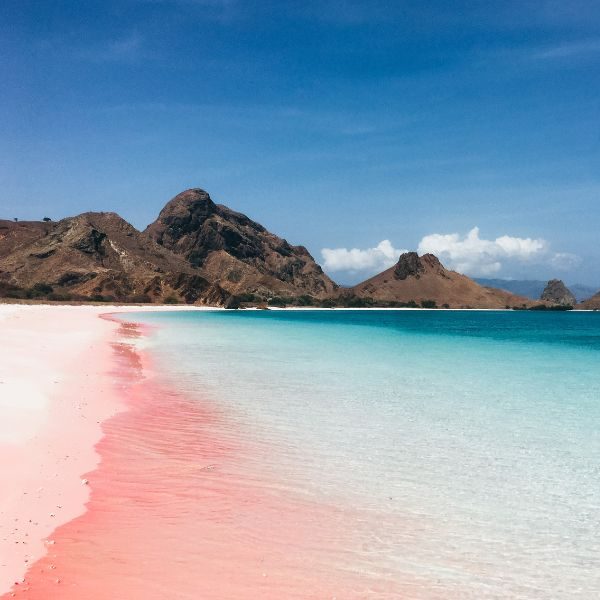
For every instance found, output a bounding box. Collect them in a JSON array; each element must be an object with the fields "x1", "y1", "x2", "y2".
[
  {"x1": 351, "y1": 252, "x2": 537, "y2": 309},
  {"x1": 0, "y1": 213, "x2": 228, "y2": 304}
]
